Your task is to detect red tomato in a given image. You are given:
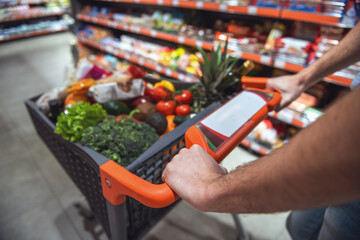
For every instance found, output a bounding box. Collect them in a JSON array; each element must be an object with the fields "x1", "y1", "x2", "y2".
[
  {"x1": 174, "y1": 90, "x2": 193, "y2": 105},
  {"x1": 156, "y1": 100, "x2": 176, "y2": 116},
  {"x1": 128, "y1": 65, "x2": 146, "y2": 79},
  {"x1": 144, "y1": 88, "x2": 156, "y2": 100},
  {"x1": 153, "y1": 86, "x2": 172, "y2": 102},
  {"x1": 175, "y1": 104, "x2": 191, "y2": 116},
  {"x1": 132, "y1": 96, "x2": 153, "y2": 108}
]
